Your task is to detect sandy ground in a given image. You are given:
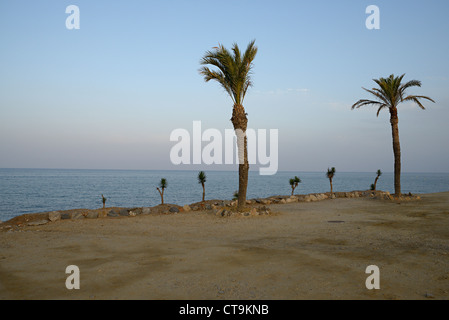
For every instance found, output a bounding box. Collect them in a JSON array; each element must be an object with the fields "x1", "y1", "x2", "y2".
[{"x1": 1, "y1": 192, "x2": 448, "y2": 300}]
